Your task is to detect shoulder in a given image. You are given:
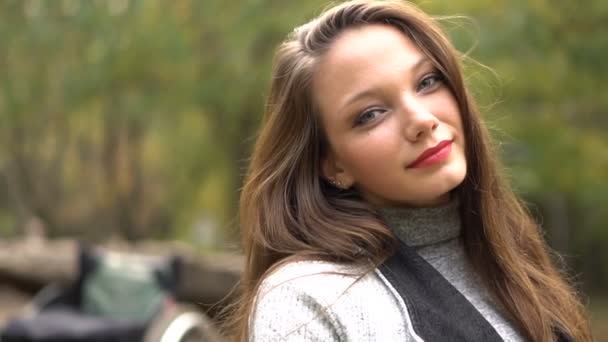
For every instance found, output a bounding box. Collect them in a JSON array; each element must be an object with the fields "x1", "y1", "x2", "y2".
[
  {"x1": 249, "y1": 260, "x2": 413, "y2": 341},
  {"x1": 249, "y1": 260, "x2": 365, "y2": 341},
  {"x1": 257, "y1": 260, "x2": 366, "y2": 299}
]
